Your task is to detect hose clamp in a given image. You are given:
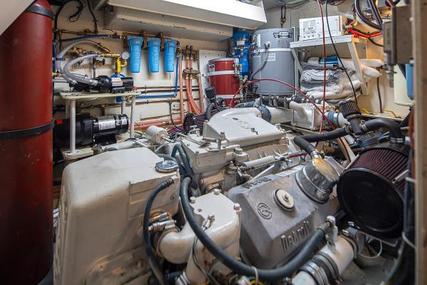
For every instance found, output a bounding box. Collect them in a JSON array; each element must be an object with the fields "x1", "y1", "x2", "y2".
[
  {"x1": 360, "y1": 122, "x2": 369, "y2": 133},
  {"x1": 301, "y1": 261, "x2": 329, "y2": 285},
  {"x1": 390, "y1": 137, "x2": 405, "y2": 144},
  {"x1": 25, "y1": 2, "x2": 54, "y2": 19}
]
